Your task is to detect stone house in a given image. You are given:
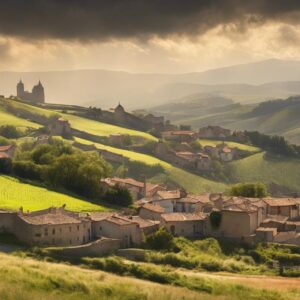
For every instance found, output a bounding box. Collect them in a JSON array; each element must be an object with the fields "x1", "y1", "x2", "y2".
[
  {"x1": 101, "y1": 177, "x2": 164, "y2": 201},
  {"x1": 196, "y1": 153, "x2": 212, "y2": 171},
  {"x1": 198, "y1": 126, "x2": 231, "y2": 139},
  {"x1": 217, "y1": 144, "x2": 234, "y2": 162},
  {"x1": 49, "y1": 118, "x2": 72, "y2": 136},
  {"x1": 0, "y1": 145, "x2": 16, "y2": 158},
  {"x1": 264, "y1": 198, "x2": 300, "y2": 219},
  {"x1": 125, "y1": 216, "x2": 160, "y2": 236},
  {"x1": 143, "y1": 114, "x2": 164, "y2": 126},
  {"x1": 35, "y1": 135, "x2": 50, "y2": 146},
  {"x1": 91, "y1": 214, "x2": 143, "y2": 247},
  {"x1": 151, "y1": 190, "x2": 182, "y2": 213},
  {"x1": 14, "y1": 207, "x2": 92, "y2": 246},
  {"x1": 139, "y1": 203, "x2": 165, "y2": 221},
  {"x1": 0, "y1": 210, "x2": 17, "y2": 233},
  {"x1": 255, "y1": 227, "x2": 277, "y2": 242},
  {"x1": 174, "y1": 142, "x2": 193, "y2": 152},
  {"x1": 175, "y1": 195, "x2": 214, "y2": 213},
  {"x1": 211, "y1": 198, "x2": 267, "y2": 240},
  {"x1": 161, "y1": 213, "x2": 207, "y2": 238},
  {"x1": 161, "y1": 130, "x2": 198, "y2": 143}
]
